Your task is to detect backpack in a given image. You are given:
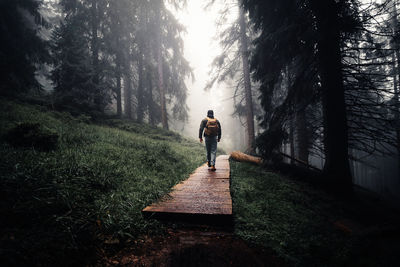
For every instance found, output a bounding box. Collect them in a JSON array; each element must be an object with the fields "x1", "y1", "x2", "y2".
[{"x1": 204, "y1": 117, "x2": 219, "y2": 136}]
